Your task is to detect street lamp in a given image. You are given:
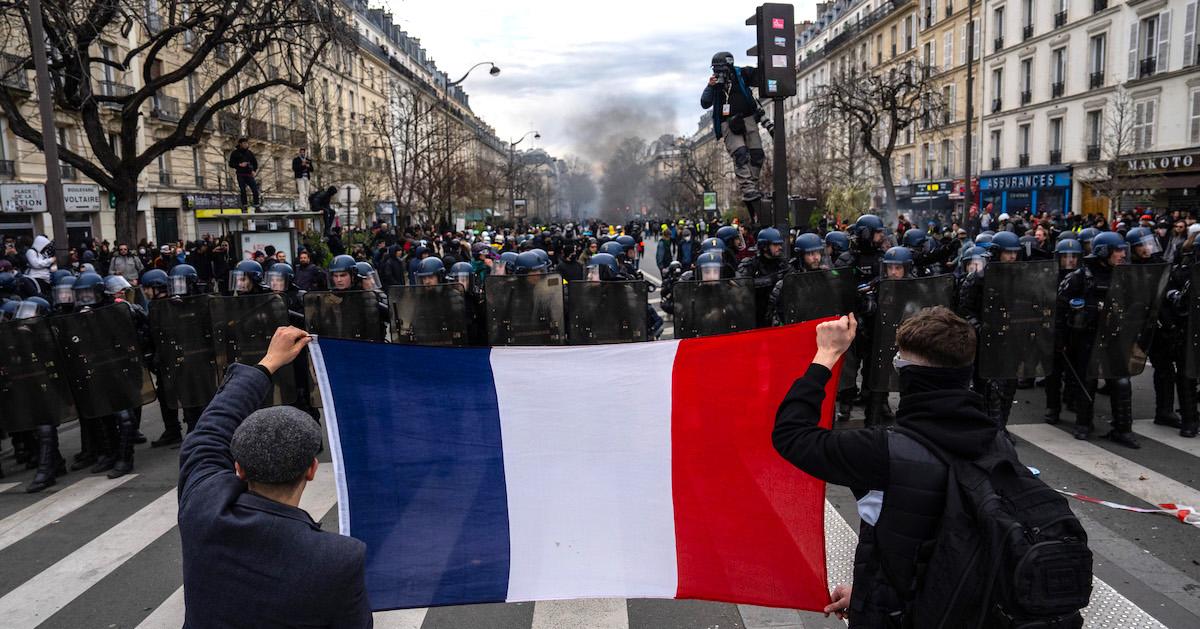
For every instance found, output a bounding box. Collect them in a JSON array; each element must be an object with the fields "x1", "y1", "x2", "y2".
[
  {"x1": 509, "y1": 130, "x2": 540, "y2": 222},
  {"x1": 442, "y1": 62, "x2": 499, "y2": 227}
]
